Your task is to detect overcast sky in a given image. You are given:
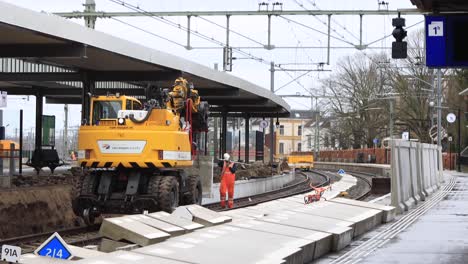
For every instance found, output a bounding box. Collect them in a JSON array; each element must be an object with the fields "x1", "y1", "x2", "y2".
[{"x1": 1, "y1": 0, "x2": 424, "y2": 136}]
